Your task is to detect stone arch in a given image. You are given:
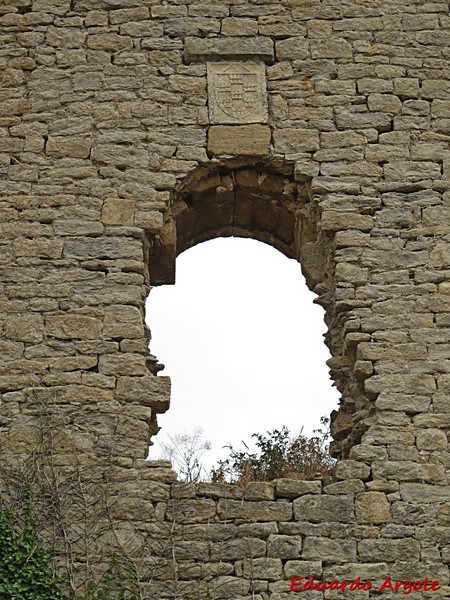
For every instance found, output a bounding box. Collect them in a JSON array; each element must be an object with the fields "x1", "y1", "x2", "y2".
[{"x1": 151, "y1": 159, "x2": 328, "y2": 290}]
